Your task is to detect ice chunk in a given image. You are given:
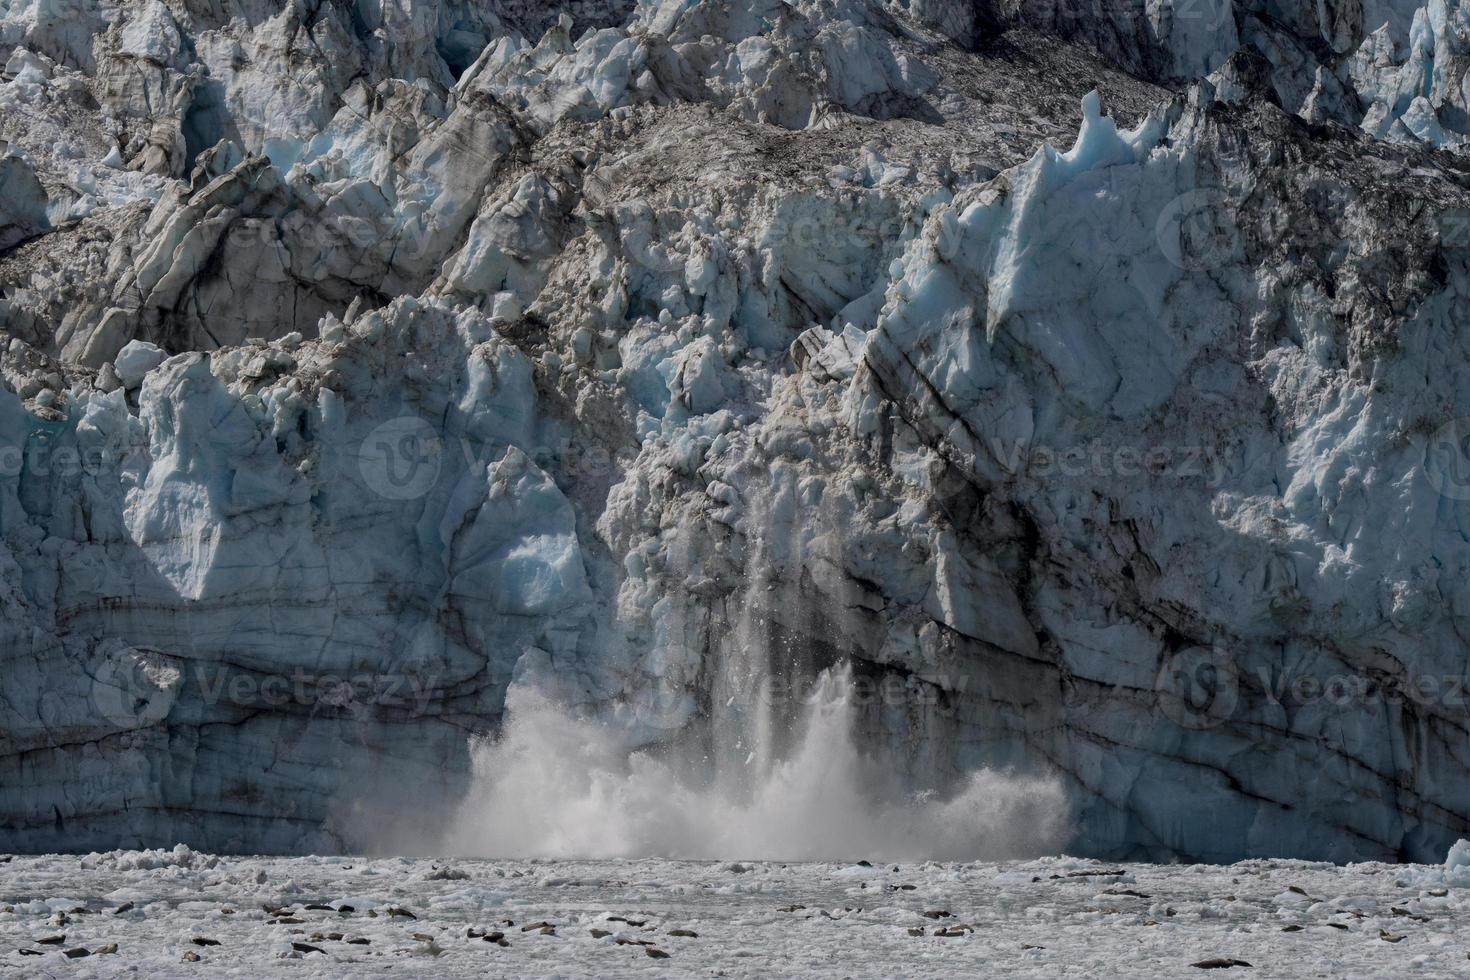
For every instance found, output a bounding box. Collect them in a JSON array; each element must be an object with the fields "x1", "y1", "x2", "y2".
[{"x1": 113, "y1": 340, "x2": 167, "y2": 388}]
